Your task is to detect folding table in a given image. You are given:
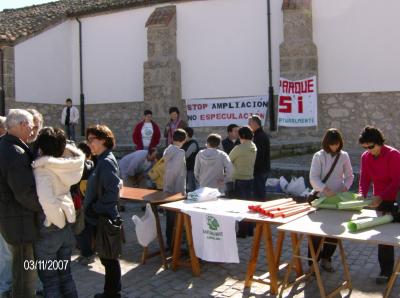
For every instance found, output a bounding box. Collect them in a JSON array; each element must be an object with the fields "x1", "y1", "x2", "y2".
[
  {"x1": 119, "y1": 187, "x2": 185, "y2": 268},
  {"x1": 278, "y1": 209, "x2": 400, "y2": 298},
  {"x1": 160, "y1": 199, "x2": 313, "y2": 295}
]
